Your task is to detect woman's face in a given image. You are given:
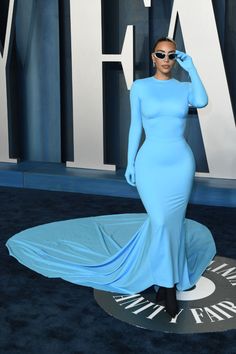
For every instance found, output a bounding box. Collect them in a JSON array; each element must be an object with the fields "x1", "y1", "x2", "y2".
[{"x1": 152, "y1": 41, "x2": 176, "y2": 75}]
